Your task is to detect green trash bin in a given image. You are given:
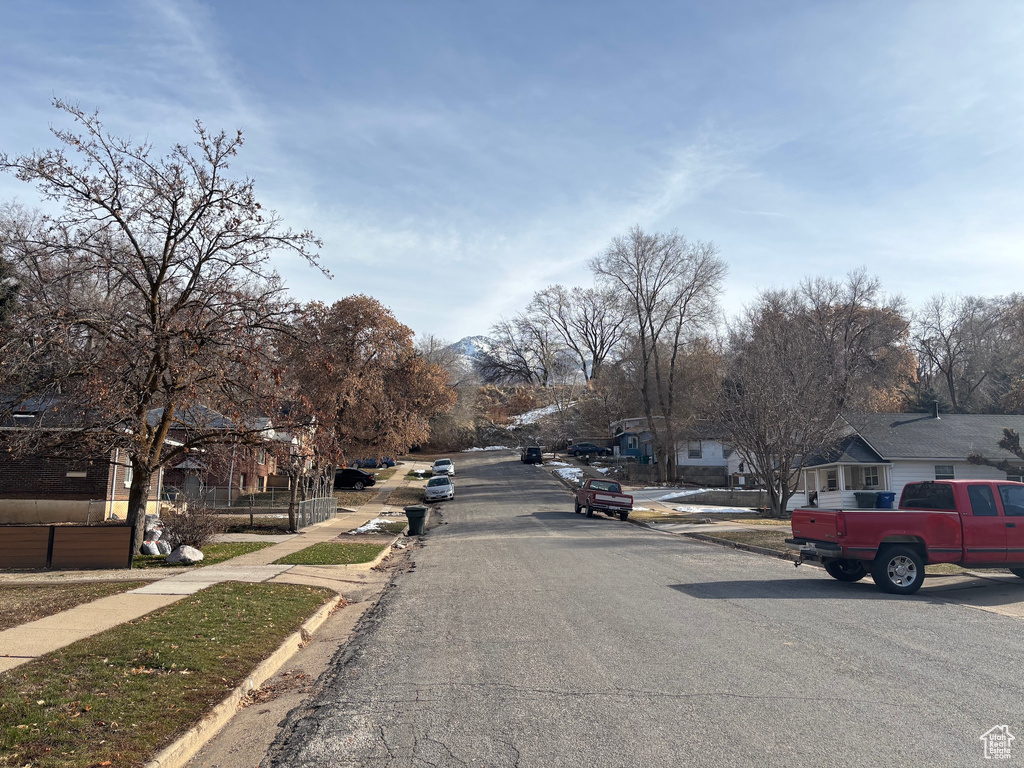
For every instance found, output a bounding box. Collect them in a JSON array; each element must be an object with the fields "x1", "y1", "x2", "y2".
[
  {"x1": 403, "y1": 505, "x2": 429, "y2": 535},
  {"x1": 854, "y1": 491, "x2": 878, "y2": 509}
]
